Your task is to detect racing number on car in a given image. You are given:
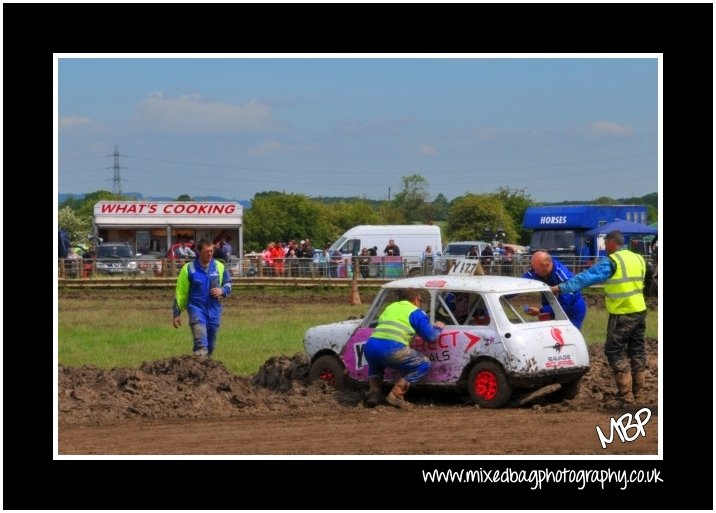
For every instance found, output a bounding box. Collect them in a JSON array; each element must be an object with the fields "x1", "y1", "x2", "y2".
[
  {"x1": 354, "y1": 342, "x2": 367, "y2": 369},
  {"x1": 449, "y1": 259, "x2": 478, "y2": 276}
]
